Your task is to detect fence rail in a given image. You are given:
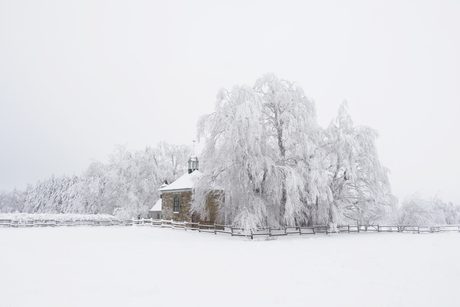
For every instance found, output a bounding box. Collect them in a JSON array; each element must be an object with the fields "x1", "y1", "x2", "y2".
[
  {"x1": 1, "y1": 218, "x2": 459, "y2": 238},
  {"x1": 146, "y1": 220, "x2": 460, "y2": 238}
]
